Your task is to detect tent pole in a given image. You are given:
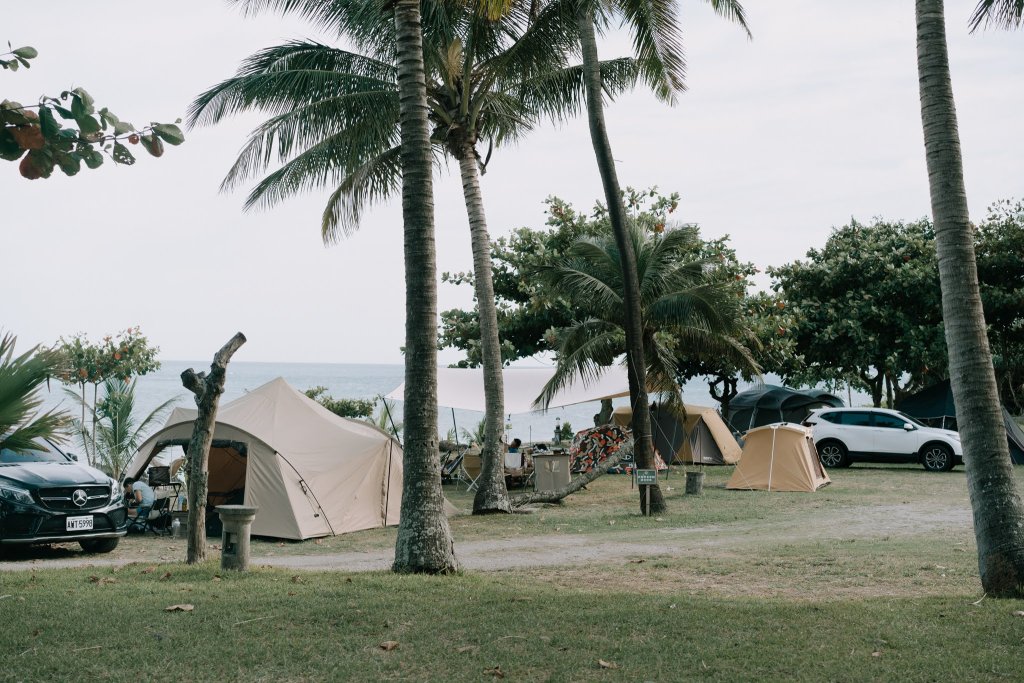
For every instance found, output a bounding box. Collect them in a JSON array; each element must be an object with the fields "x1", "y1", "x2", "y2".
[
  {"x1": 383, "y1": 438, "x2": 393, "y2": 527},
  {"x1": 381, "y1": 395, "x2": 403, "y2": 446}
]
